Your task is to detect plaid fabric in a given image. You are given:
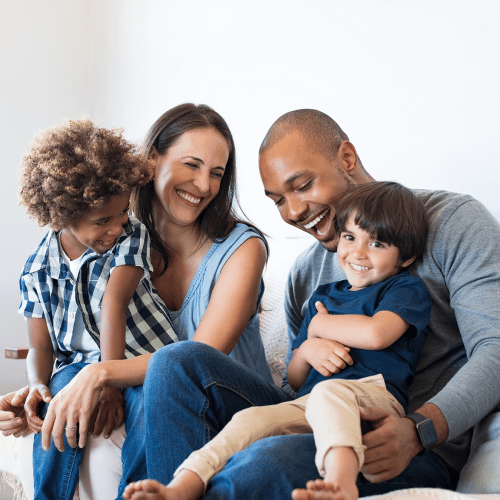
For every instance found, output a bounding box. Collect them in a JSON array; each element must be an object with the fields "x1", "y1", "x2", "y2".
[{"x1": 19, "y1": 216, "x2": 177, "y2": 371}]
